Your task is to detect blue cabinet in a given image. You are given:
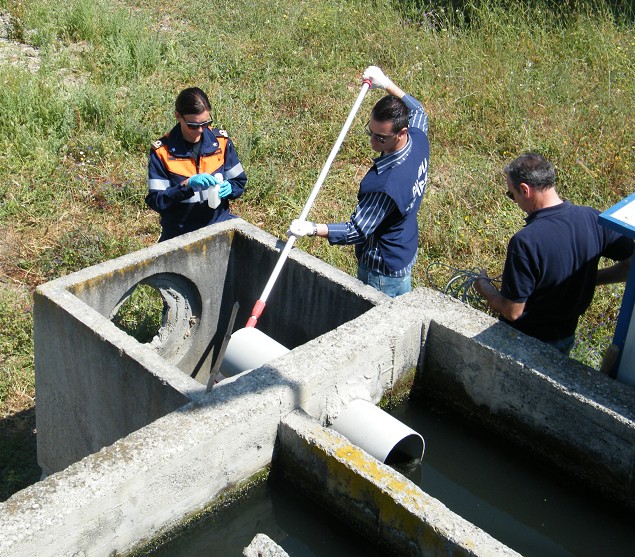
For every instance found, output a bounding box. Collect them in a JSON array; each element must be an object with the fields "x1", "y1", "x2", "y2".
[{"x1": 599, "y1": 192, "x2": 635, "y2": 386}]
